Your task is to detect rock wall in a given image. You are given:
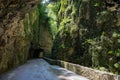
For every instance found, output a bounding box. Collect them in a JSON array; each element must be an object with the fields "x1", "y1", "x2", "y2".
[
  {"x1": 0, "y1": 0, "x2": 52, "y2": 74},
  {"x1": 0, "y1": 0, "x2": 53, "y2": 74},
  {"x1": 39, "y1": 25, "x2": 53, "y2": 57},
  {"x1": 0, "y1": 3, "x2": 40, "y2": 73},
  {"x1": 52, "y1": 0, "x2": 120, "y2": 74}
]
